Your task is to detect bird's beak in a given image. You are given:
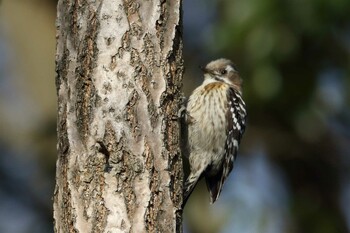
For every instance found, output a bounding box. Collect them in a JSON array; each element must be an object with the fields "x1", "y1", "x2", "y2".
[{"x1": 199, "y1": 65, "x2": 209, "y2": 73}]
